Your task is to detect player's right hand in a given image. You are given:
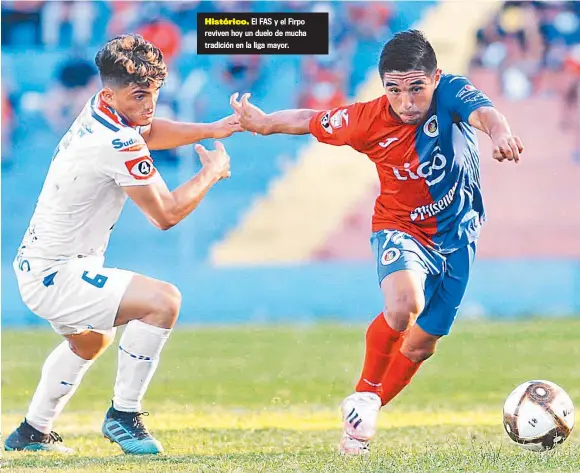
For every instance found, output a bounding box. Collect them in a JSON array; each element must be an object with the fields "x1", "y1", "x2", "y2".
[
  {"x1": 195, "y1": 141, "x2": 231, "y2": 180},
  {"x1": 230, "y1": 92, "x2": 268, "y2": 135},
  {"x1": 491, "y1": 132, "x2": 524, "y2": 163}
]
